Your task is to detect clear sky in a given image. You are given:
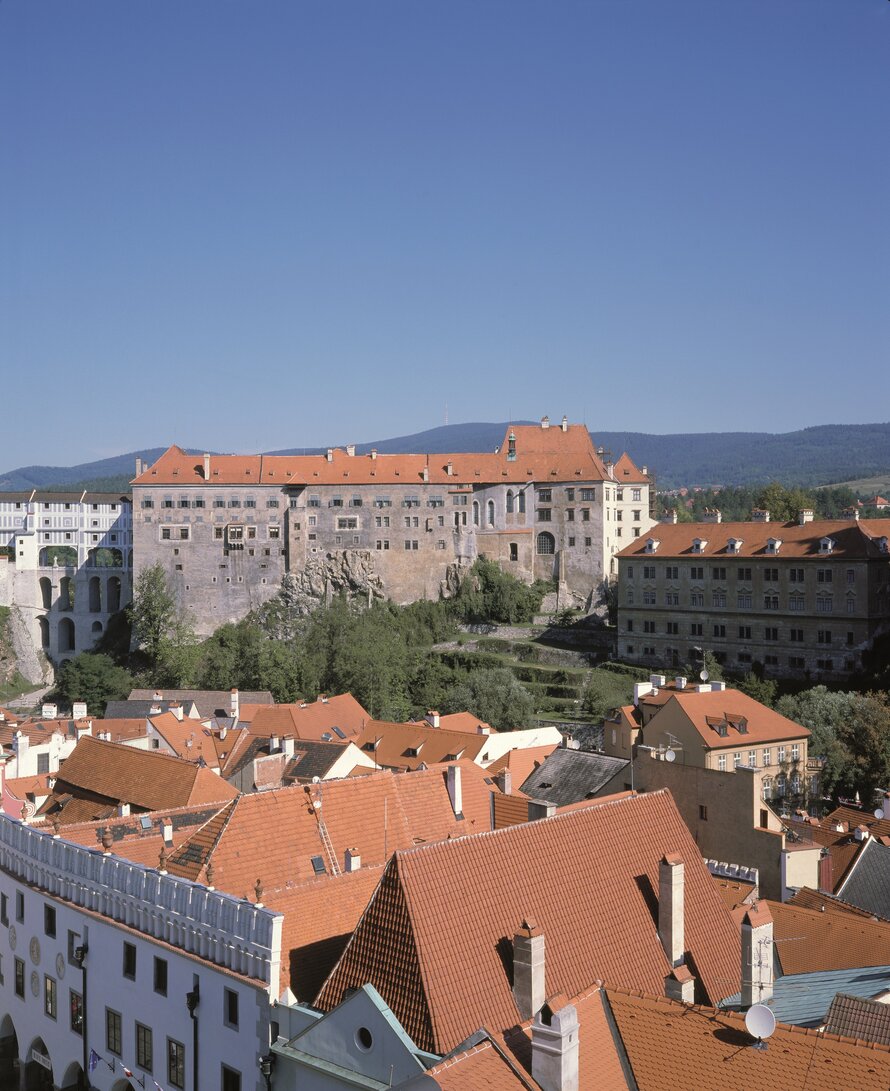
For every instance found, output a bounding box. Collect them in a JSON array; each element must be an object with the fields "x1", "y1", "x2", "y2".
[{"x1": 1, "y1": 0, "x2": 887, "y2": 469}]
